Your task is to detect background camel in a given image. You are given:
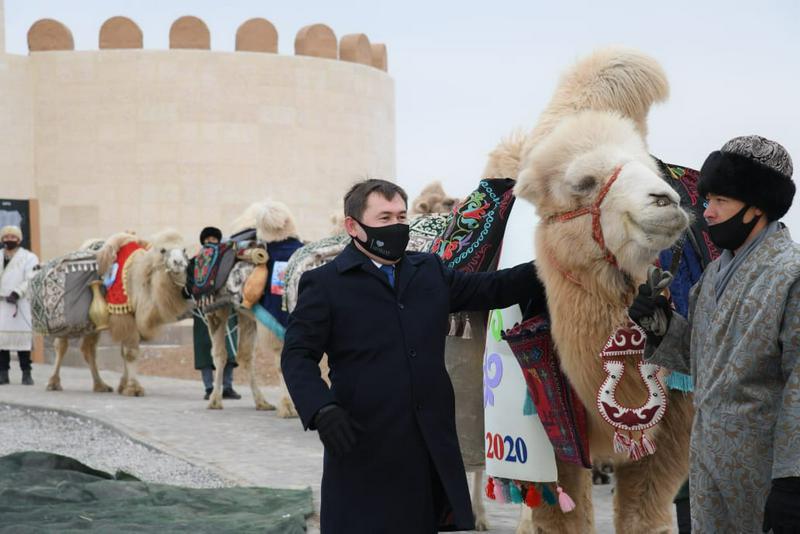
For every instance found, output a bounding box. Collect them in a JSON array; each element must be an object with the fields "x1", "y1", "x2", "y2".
[
  {"x1": 46, "y1": 230, "x2": 190, "y2": 396},
  {"x1": 199, "y1": 200, "x2": 301, "y2": 414},
  {"x1": 483, "y1": 48, "x2": 692, "y2": 533}
]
